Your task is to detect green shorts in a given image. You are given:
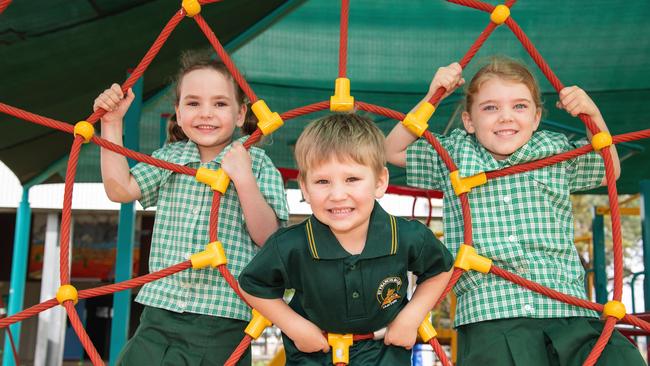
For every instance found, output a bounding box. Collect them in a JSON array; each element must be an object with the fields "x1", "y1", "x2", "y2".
[
  {"x1": 116, "y1": 306, "x2": 251, "y2": 366},
  {"x1": 457, "y1": 317, "x2": 645, "y2": 366}
]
